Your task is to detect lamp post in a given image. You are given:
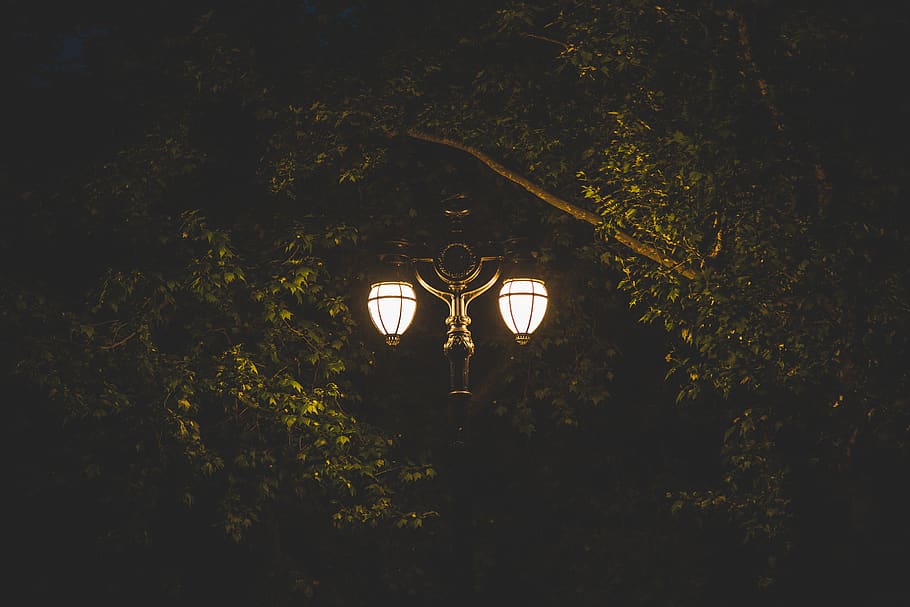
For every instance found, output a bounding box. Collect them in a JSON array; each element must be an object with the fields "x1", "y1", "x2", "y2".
[
  {"x1": 367, "y1": 205, "x2": 548, "y2": 604},
  {"x1": 367, "y1": 208, "x2": 549, "y2": 395}
]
